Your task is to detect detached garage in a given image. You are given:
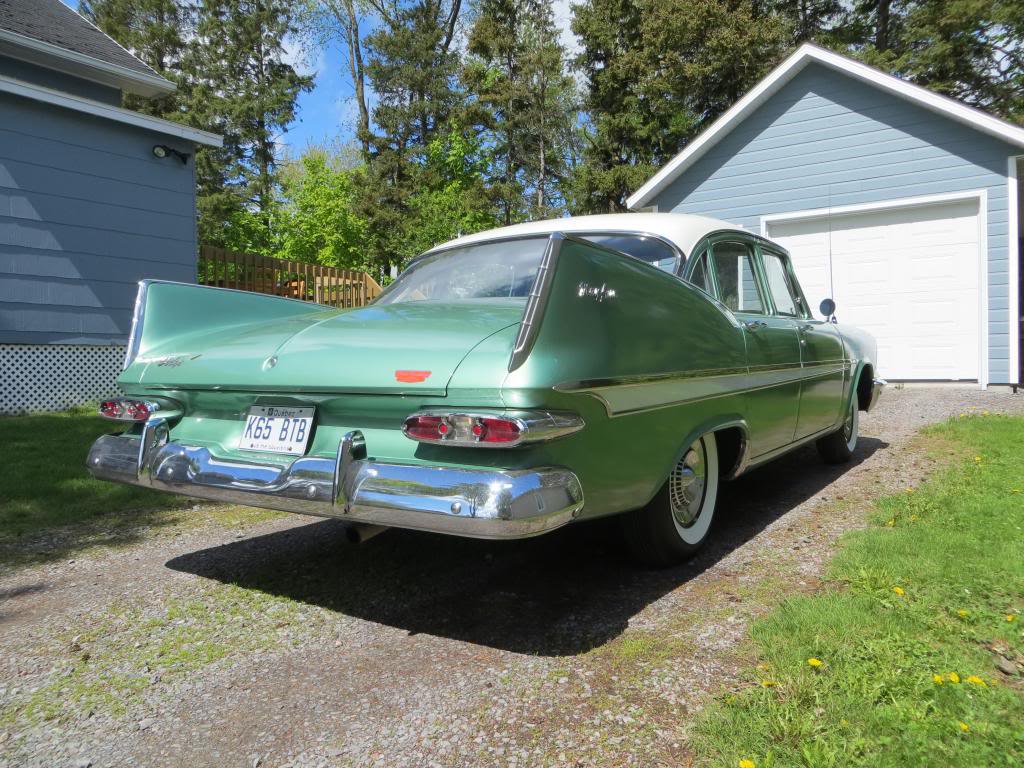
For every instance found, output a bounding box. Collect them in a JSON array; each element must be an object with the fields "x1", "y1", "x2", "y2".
[{"x1": 629, "y1": 44, "x2": 1024, "y2": 388}]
